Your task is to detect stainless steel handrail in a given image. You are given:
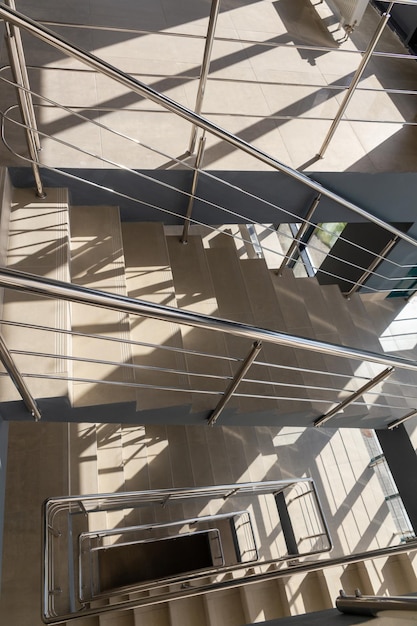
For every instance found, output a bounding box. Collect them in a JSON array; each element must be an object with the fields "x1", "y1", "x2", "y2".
[
  {"x1": 42, "y1": 481, "x2": 417, "y2": 623},
  {"x1": 1, "y1": 3, "x2": 417, "y2": 250},
  {"x1": 337, "y1": 592, "x2": 417, "y2": 616},
  {"x1": 1, "y1": 265, "x2": 417, "y2": 373},
  {"x1": 43, "y1": 479, "x2": 332, "y2": 622}
]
